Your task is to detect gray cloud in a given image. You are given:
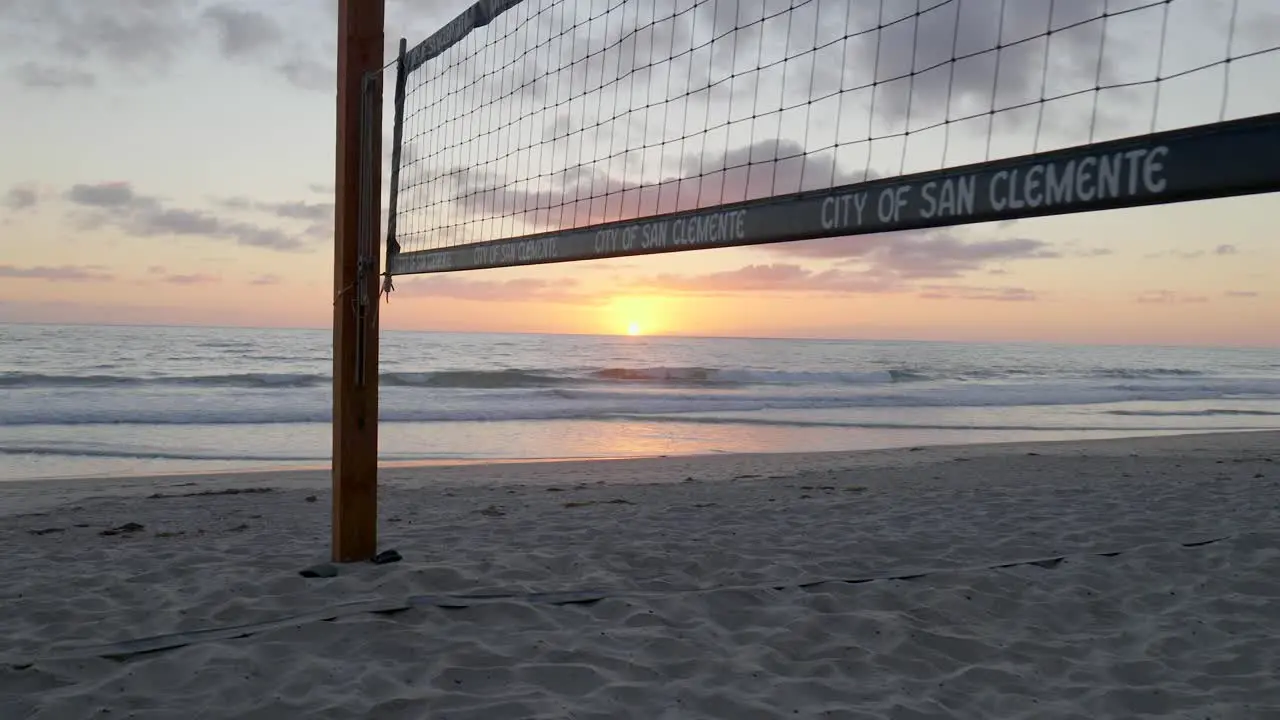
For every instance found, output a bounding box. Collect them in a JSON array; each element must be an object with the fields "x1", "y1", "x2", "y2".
[
  {"x1": 1073, "y1": 247, "x2": 1113, "y2": 258},
  {"x1": 1145, "y1": 243, "x2": 1242, "y2": 260},
  {"x1": 433, "y1": 136, "x2": 1057, "y2": 280},
  {"x1": 4, "y1": 185, "x2": 39, "y2": 211},
  {"x1": 0, "y1": 264, "x2": 113, "y2": 281},
  {"x1": 1224, "y1": 290, "x2": 1260, "y2": 298},
  {"x1": 782, "y1": 231, "x2": 1058, "y2": 279},
  {"x1": 429, "y1": 0, "x2": 1138, "y2": 161},
  {"x1": 201, "y1": 4, "x2": 282, "y2": 59},
  {"x1": 64, "y1": 181, "x2": 311, "y2": 251},
  {"x1": 279, "y1": 57, "x2": 333, "y2": 91},
  {"x1": 2, "y1": 0, "x2": 194, "y2": 87},
  {"x1": 220, "y1": 197, "x2": 334, "y2": 222},
  {"x1": 1058, "y1": 239, "x2": 1114, "y2": 258},
  {"x1": 66, "y1": 182, "x2": 146, "y2": 208},
  {"x1": 435, "y1": 138, "x2": 871, "y2": 241},
  {"x1": 249, "y1": 274, "x2": 282, "y2": 286},
  {"x1": 1, "y1": 0, "x2": 336, "y2": 90},
  {"x1": 263, "y1": 200, "x2": 333, "y2": 222},
  {"x1": 12, "y1": 61, "x2": 95, "y2": 89}
]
